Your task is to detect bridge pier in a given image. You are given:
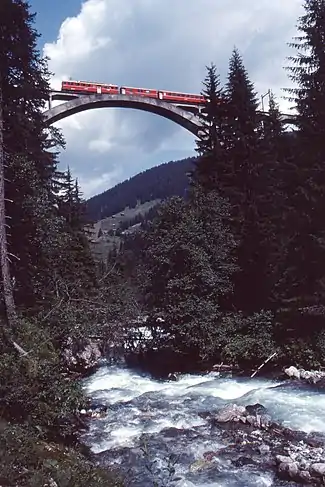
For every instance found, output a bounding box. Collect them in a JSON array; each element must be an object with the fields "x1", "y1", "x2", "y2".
[{"x1": 48, "y1": 94, "x2": 52, "y2": 110}]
